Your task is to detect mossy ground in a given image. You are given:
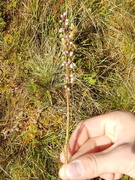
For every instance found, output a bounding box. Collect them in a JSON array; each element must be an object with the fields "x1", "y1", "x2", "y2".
[{"x1": 0, "y1": 0, "x2": 135, "y2": 179}]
